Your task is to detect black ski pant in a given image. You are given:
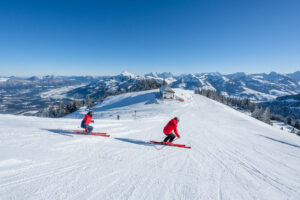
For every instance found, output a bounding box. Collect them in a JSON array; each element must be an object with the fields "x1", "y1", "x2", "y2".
[
  {"x1": 164, "y1": 133, "x2": 176, "y2": 142},
  {"x1": 81, "y1": 120, "x2": 93, "y2": 133}
]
